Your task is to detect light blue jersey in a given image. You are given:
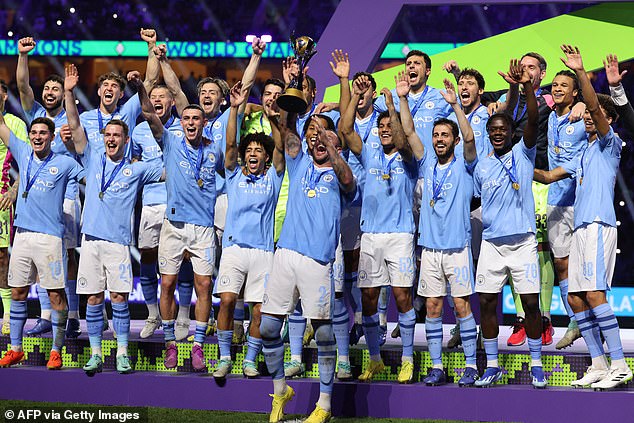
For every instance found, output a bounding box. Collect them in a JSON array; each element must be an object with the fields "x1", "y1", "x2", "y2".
[
  {"x1": 131, "y1": 117, "x2": 181, "y2": 206},
  {"x1": 10, "y1": 133, "x2": 83, "y2": 239},
  {"x1": 418, "y1": 149, "x2": 476, "y2": 249},
  {"x1": 162, "y1": 131, "x2": 224, "y2": 227},
  {"x1": 357, "y1": 142, "x2": 417, "y2": 234},
  {"x1": 203, "y1": 108, "x2": 230, "y2": 196},
  {"x1": 474, "y1": 139, "x2": 536, "y2": 240},
  {"x1": 223, "y1": 166, "x2": 284, "y2": 252},
  {"x1": 79, "y1": 94, "x2": 141, "y2": 158},
  {"x1": 451, "y1": 105, "x2": 492, "y2": 161},
  {"x1": 81, "y1": 143, "x2": 162, "y2": 245},
  {"x1": 349, "y1": 112, "x2": 381, "y2": 190},
  {"x1": 562, "y1": 127, "x2": 621, "y2": 228},
  {"x1": 547, "y1": 111, "x2": 587, "y2": 207},
  {"x1": 277, "y1": 150, "x2": 346, "y2": 263},
  {"x1": 296, "y1": 104, "x2": 340, "y2": 141},
  {"x1": 374, "y1": 86, "x2": 452, "y2": 153},
  {"x1": 22, "y1": 101, "x2": 79, "y2": 200}
]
